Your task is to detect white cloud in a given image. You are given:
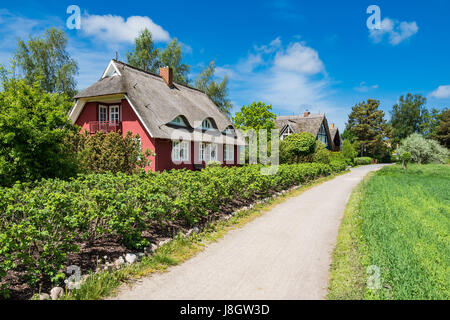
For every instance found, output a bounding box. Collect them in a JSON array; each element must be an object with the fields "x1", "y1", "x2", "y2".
[
  {"x1": 217, "y1": 38, "x2": 338, "y2": 118},
  {"x1": 370, "y1": 17, "x2": 418, "y2": 45},
  {"x1": 430, "y1": 85, "x2": 450, "y2": 99},
  {"x1": 81, "y1": 14, "x2": 170, "y2": 44},
  {"x1": 274, "y1": 42, "x2": 325, "y2": 75},
  {"x1": 354, "y1": 81, "x2": 379, "y2": 92}
]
